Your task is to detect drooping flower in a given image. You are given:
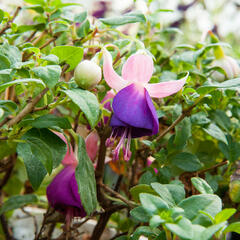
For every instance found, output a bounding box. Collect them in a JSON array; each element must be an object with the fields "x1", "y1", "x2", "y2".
[
  {"x1": 46, "y1": 165, "x2": 87, "y2": 219},
  {"x1": 47, "y1": 132, "x2": 98, "y2": 221},
  {"x1": 103, "y1": 49, "x2": 188, "y2": 161}
]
